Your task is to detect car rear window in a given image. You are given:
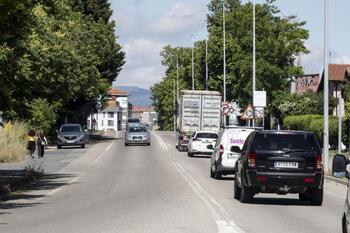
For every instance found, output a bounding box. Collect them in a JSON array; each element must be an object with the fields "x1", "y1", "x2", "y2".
[
  {"x1": 61, "y1": 126, "x2": 81, "y2": 132},
  {"x1": 128, "y1": 118, "x2": 140, "y2": 123},
  {"x1": 196, "y1": 133, "x2": 218, "y2": 139},
  {"x1": 251, "y1": 133, "x2": 319, "y2": 152}
]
